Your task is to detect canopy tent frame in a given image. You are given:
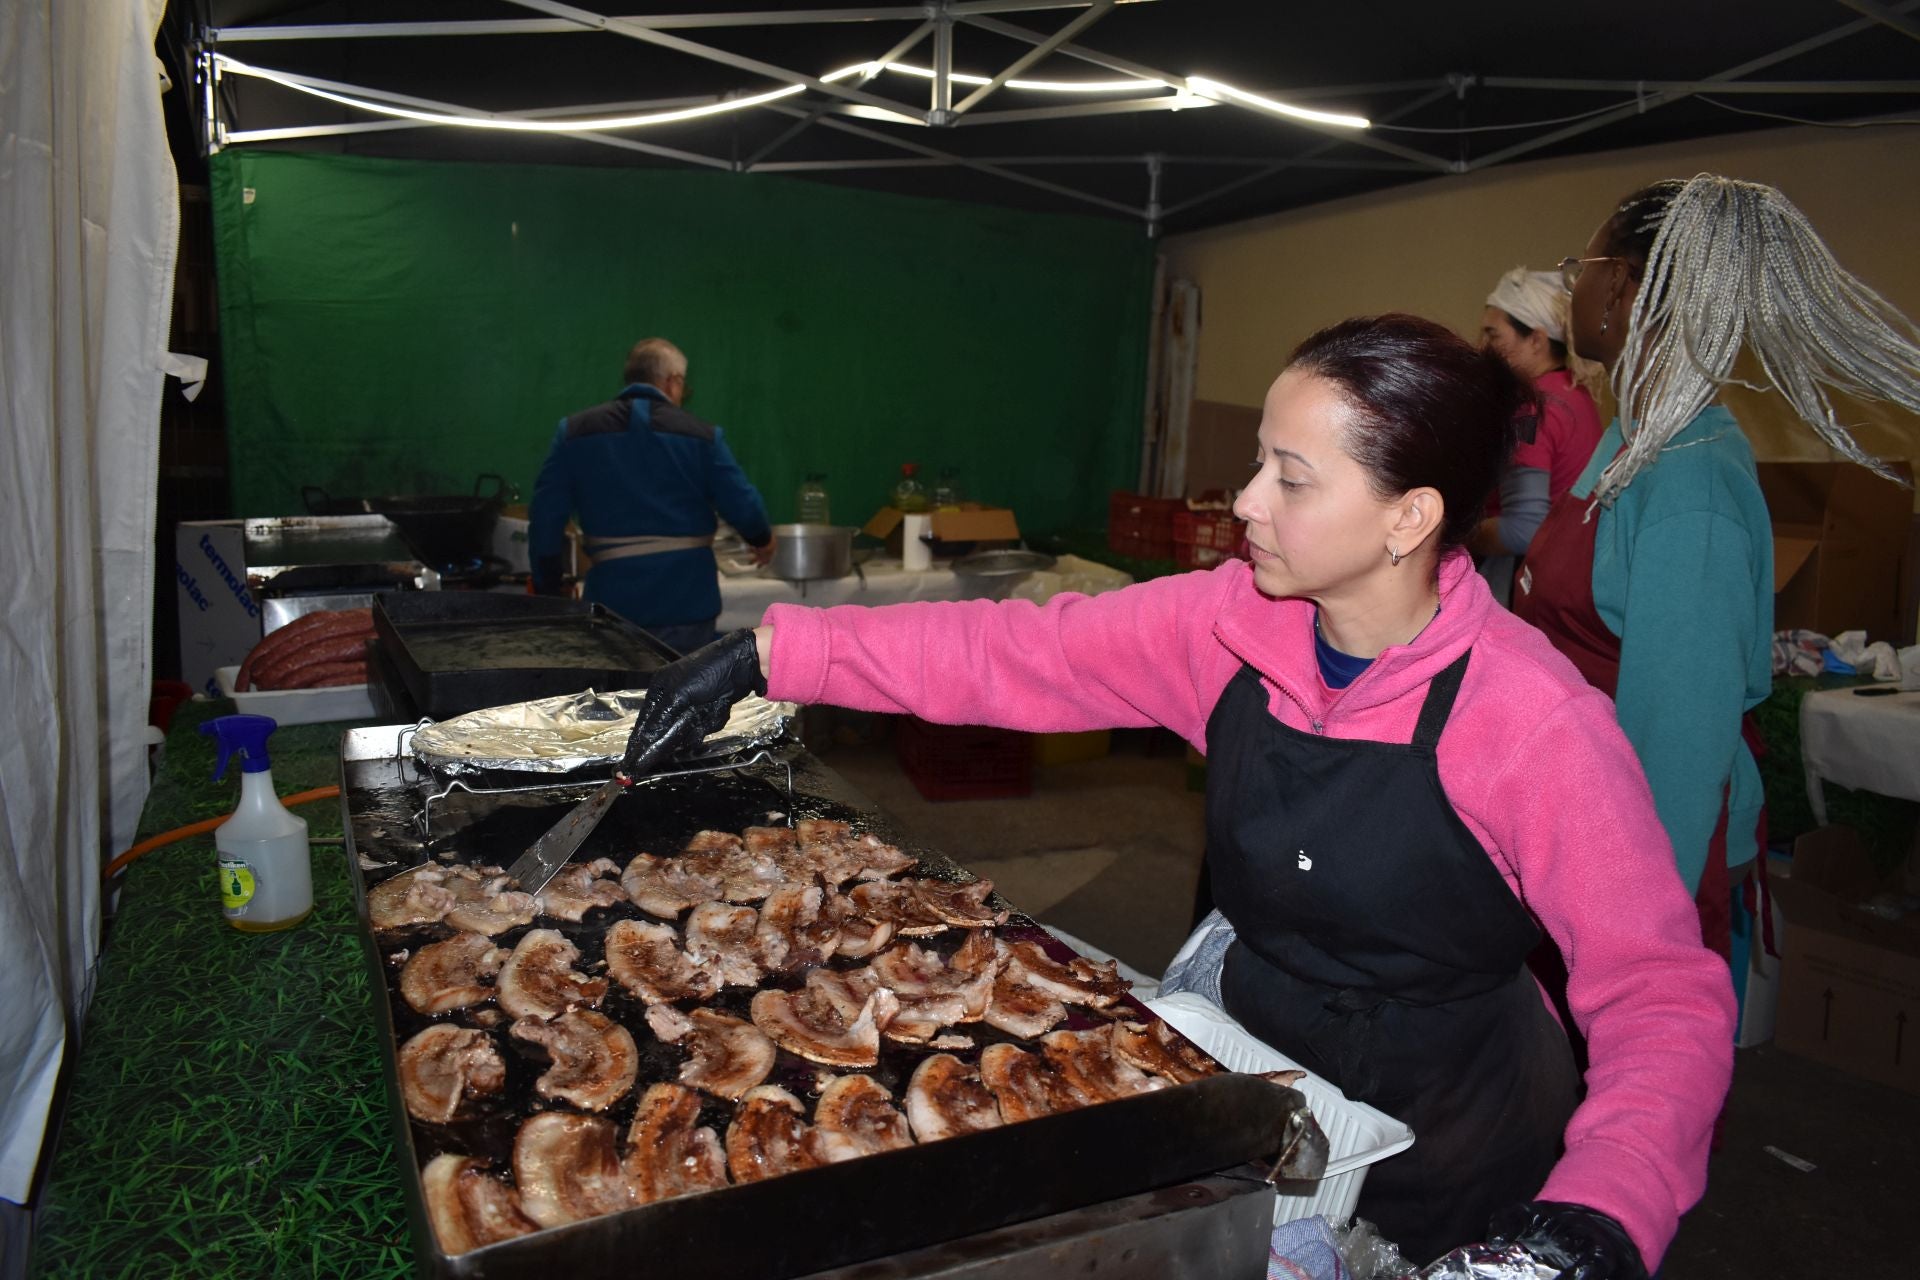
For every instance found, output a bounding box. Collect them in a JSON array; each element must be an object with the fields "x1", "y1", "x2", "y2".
[{"x1": 197, "y1": 0, "x2": 1920, "y2": 233}]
